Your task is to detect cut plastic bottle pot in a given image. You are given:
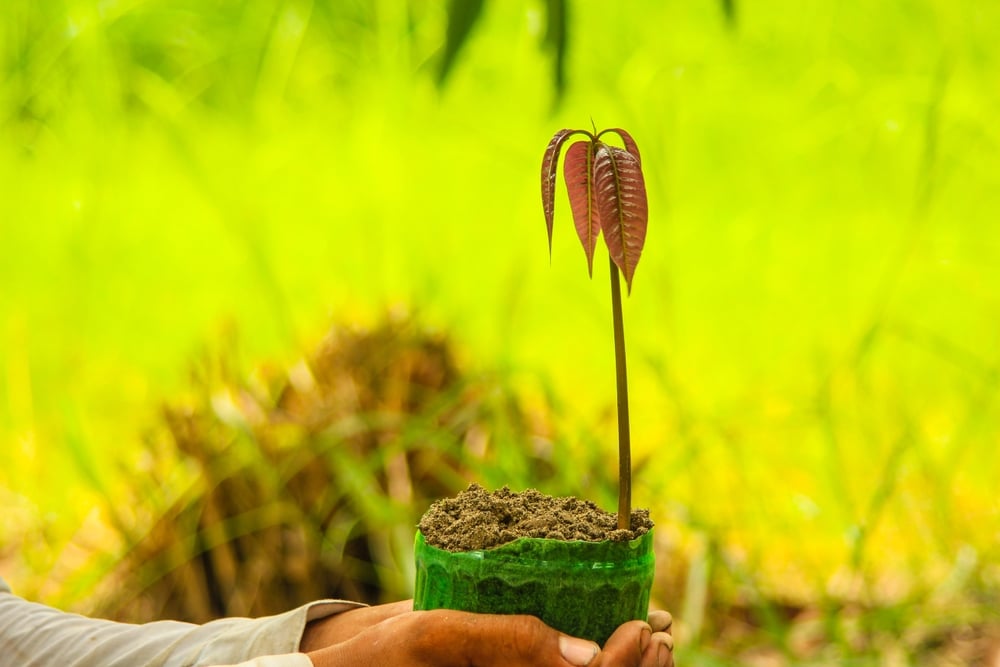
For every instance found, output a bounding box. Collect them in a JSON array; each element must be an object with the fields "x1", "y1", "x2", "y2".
[{"x1": 413, "y1": 529, "x2": 655, "y2": 646}]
